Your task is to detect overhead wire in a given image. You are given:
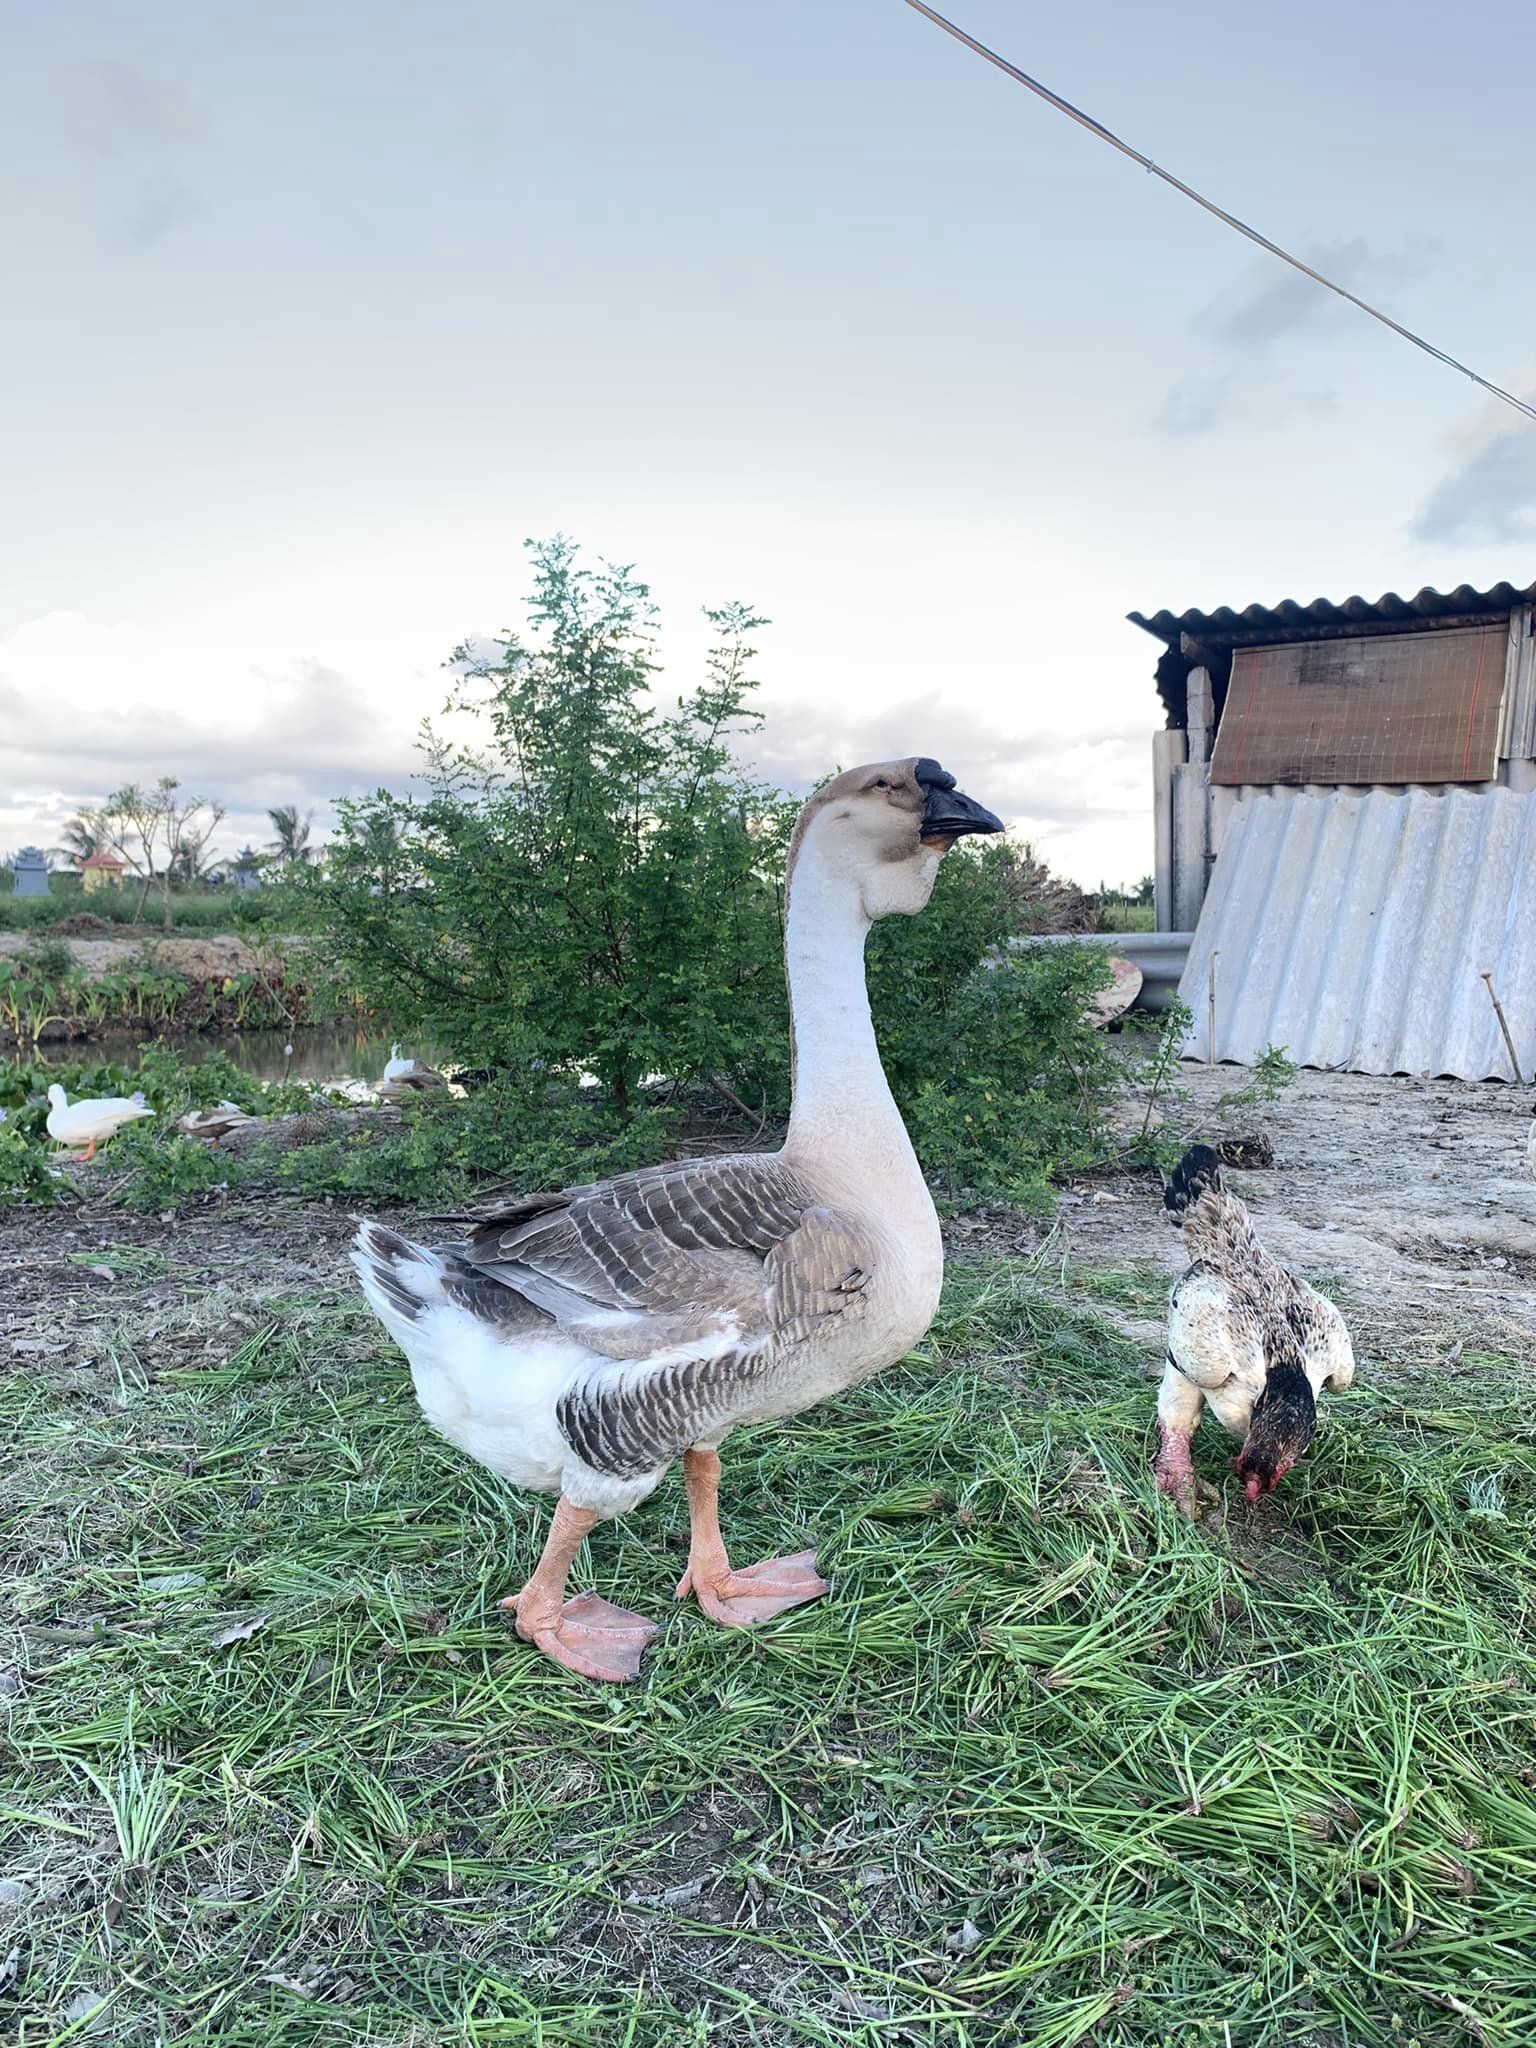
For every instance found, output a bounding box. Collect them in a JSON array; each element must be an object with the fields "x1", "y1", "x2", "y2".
[{"x1": 902, "y1": 0, "x2": 1536, "y2": 428}]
